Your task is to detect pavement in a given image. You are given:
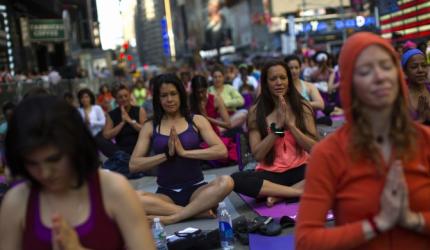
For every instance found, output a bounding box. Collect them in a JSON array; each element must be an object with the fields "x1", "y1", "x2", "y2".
[
  {"x1": 129, "y1": 165, "x2": 296, "y2": 250},
  {"x1": 127, "y1": 120, "x2": 344, "y2": 249}
]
